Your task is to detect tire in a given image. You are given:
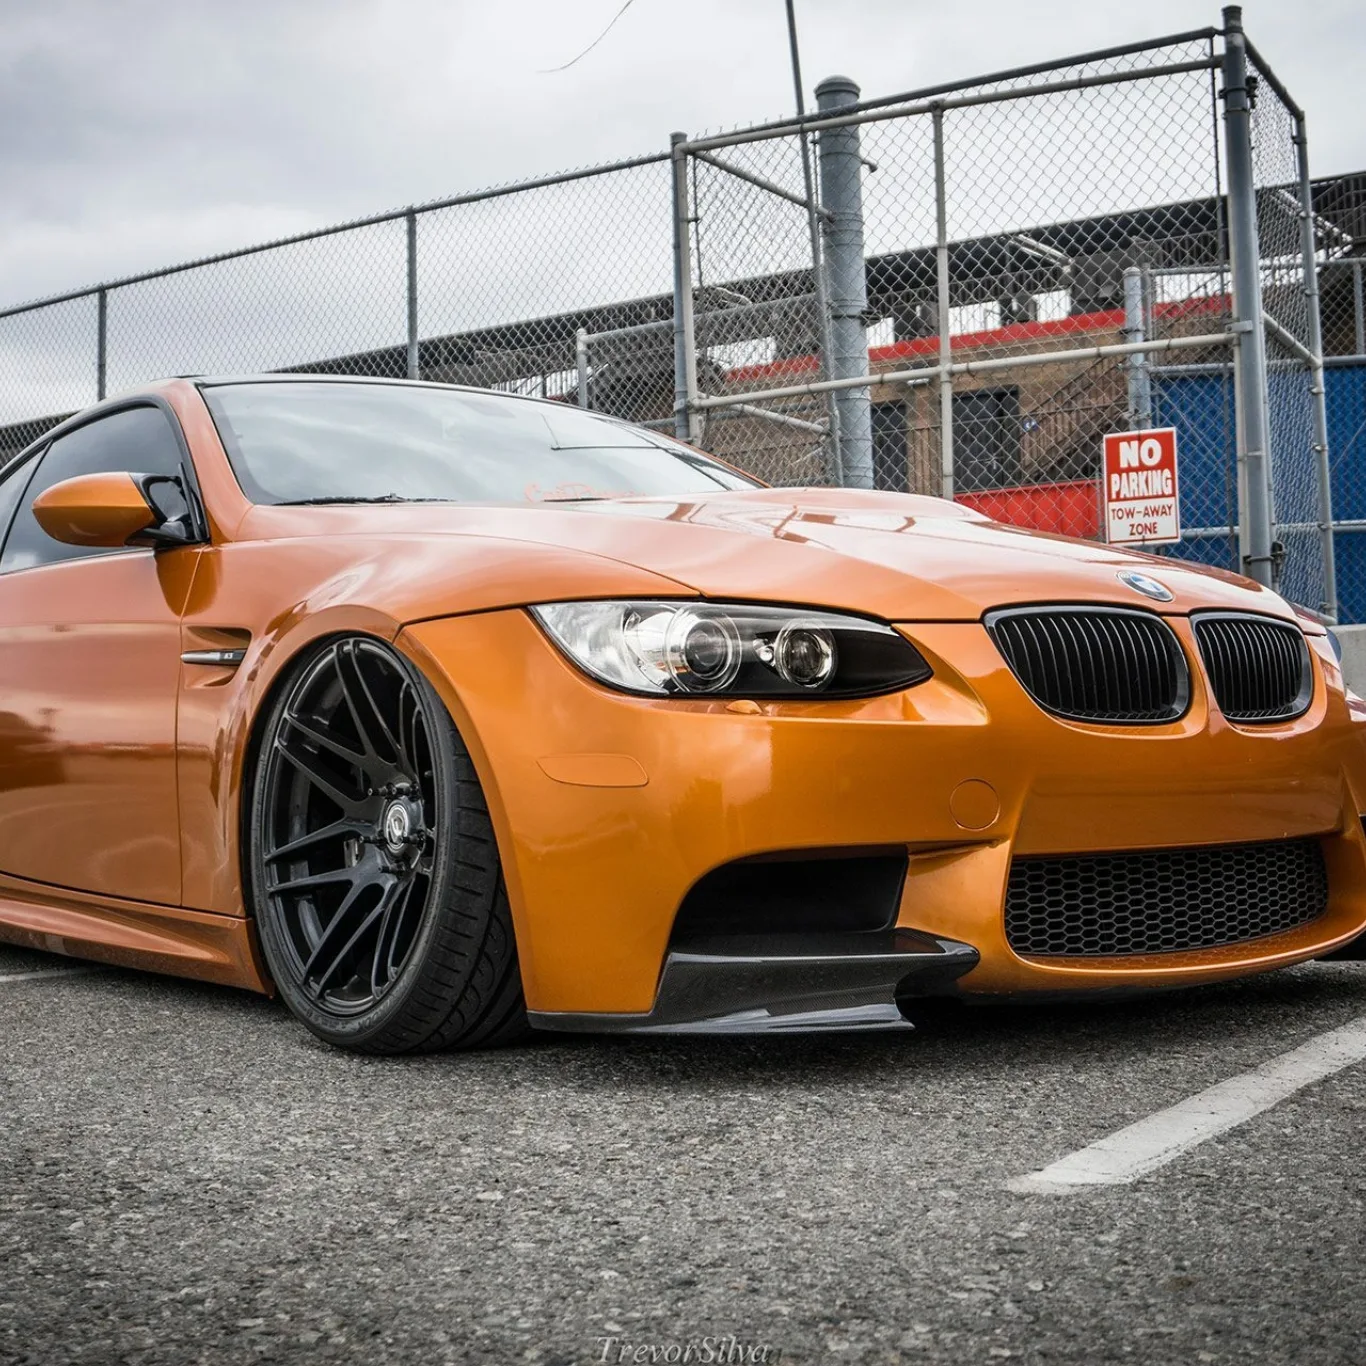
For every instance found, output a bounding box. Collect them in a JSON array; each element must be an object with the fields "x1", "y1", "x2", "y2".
[{"x1": 247, "y1": 635, "x2": 529, "y2": 1053}]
